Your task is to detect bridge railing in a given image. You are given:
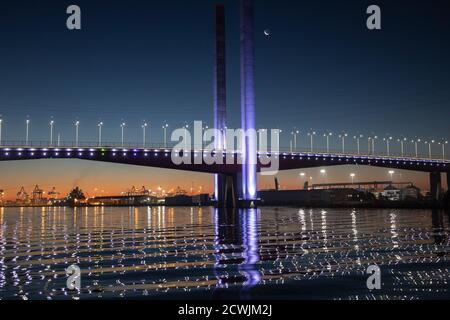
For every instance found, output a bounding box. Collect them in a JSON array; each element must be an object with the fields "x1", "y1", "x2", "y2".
[
  {"x1": 0, "y1": 141, "x2": 448, "y2": 161},
  {"x1": 0, "y1": 140, "x2": 179, "y2": 150}
]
